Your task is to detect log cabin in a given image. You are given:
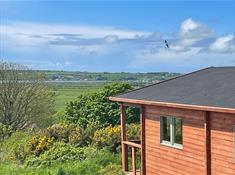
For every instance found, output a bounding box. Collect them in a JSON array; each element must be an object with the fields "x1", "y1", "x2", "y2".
[{"x1": 109, "y1": 67, "x2": 235, "y2": 175}]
